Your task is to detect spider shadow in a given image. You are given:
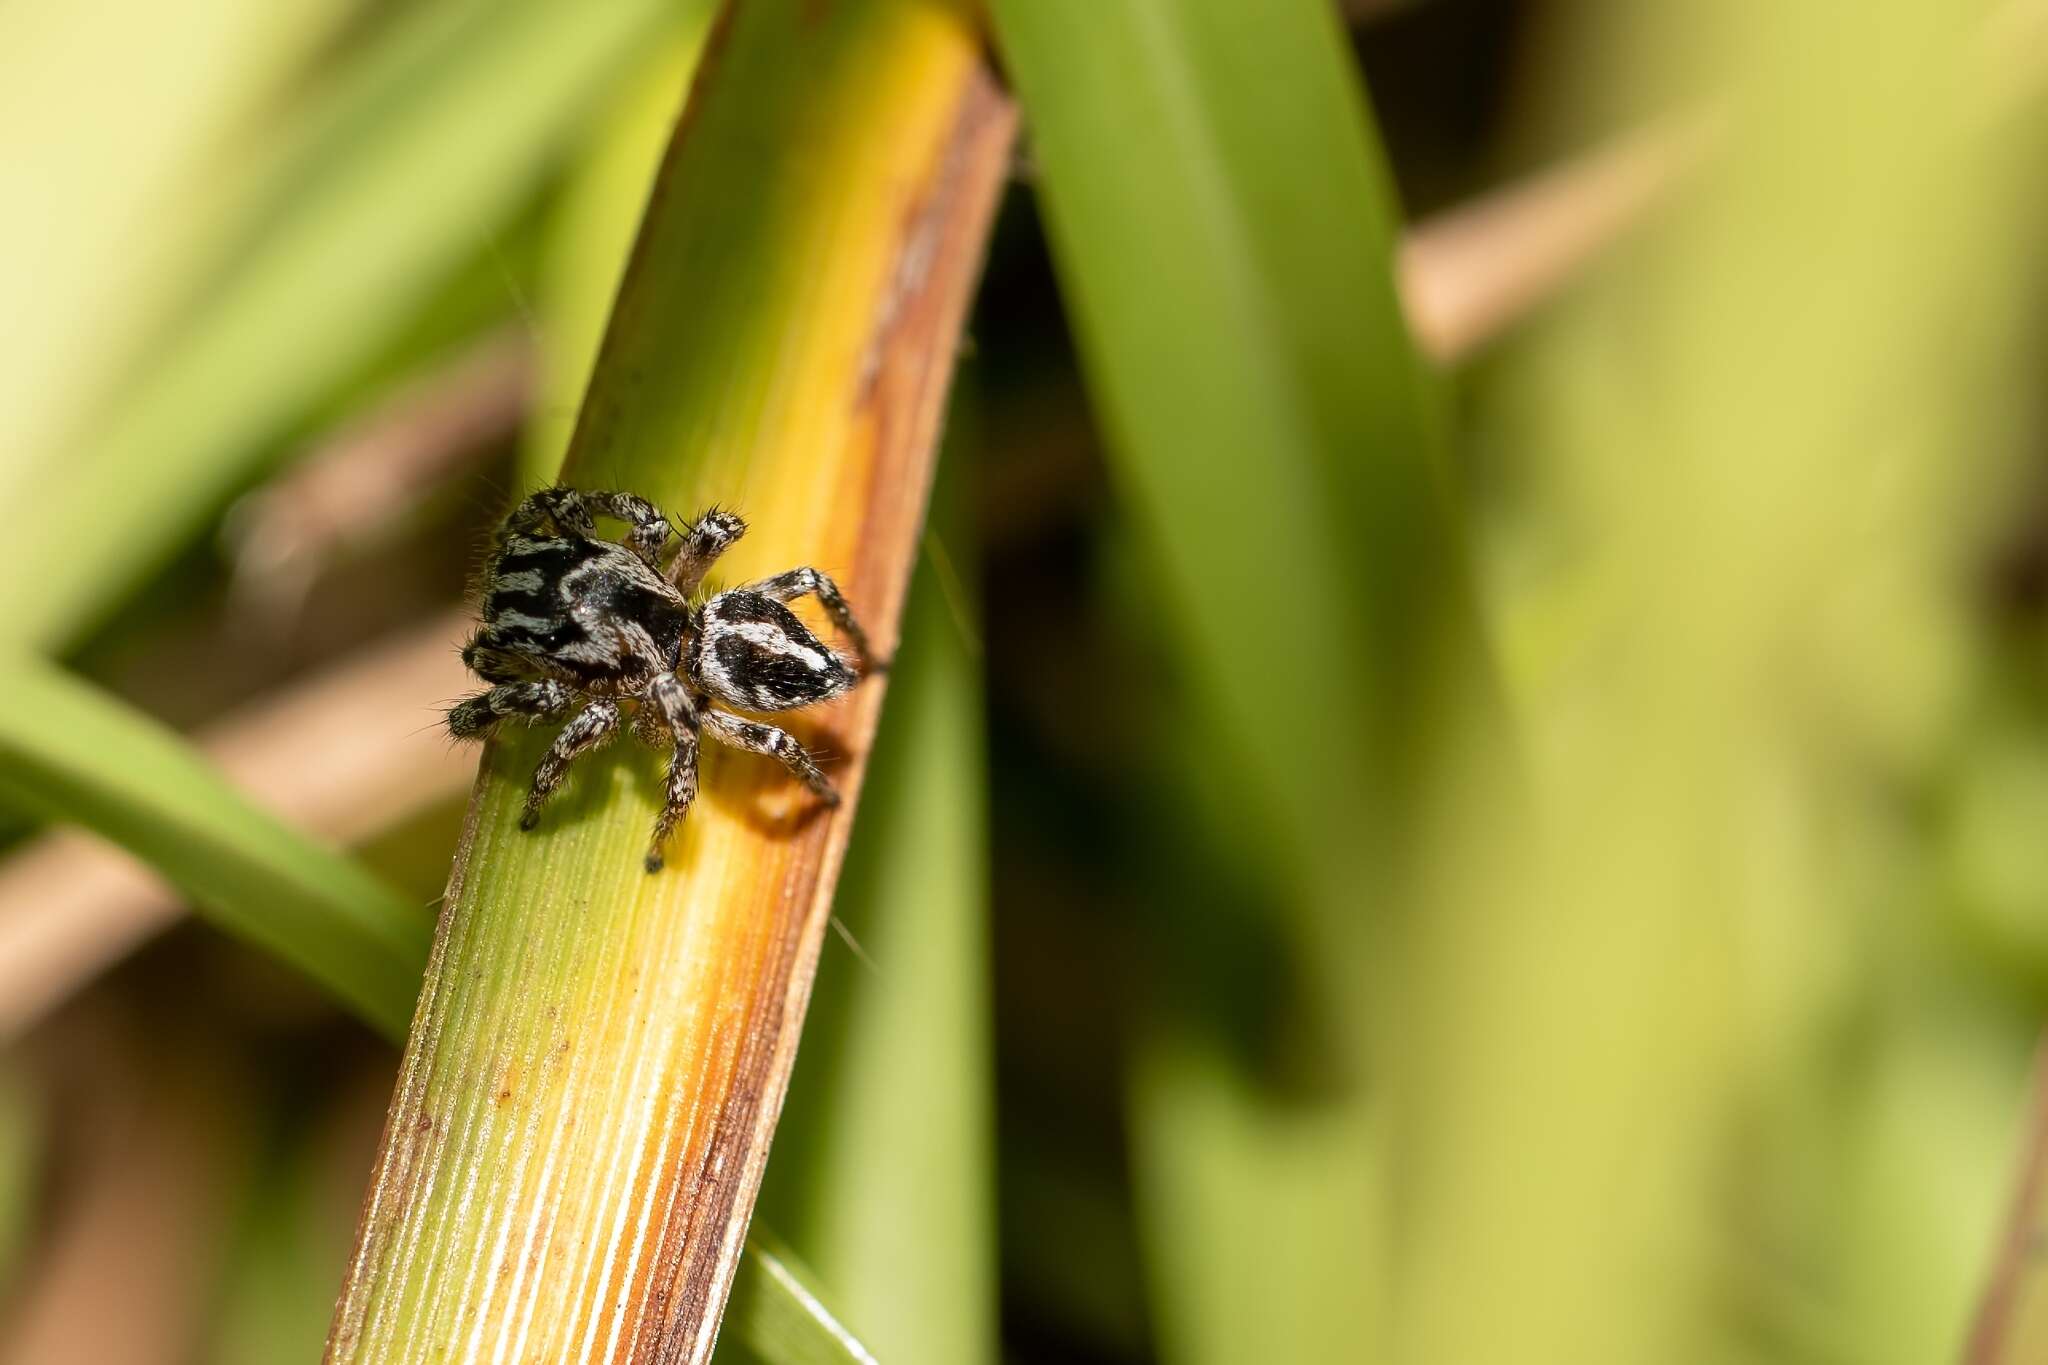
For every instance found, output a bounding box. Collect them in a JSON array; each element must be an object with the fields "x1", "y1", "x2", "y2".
[
  {"x1": 489, "y1": 706, "x2": 853, "y2": 850},
  {"x1": 696, "y1": 707, "x2": 856, "y2": 839}
]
